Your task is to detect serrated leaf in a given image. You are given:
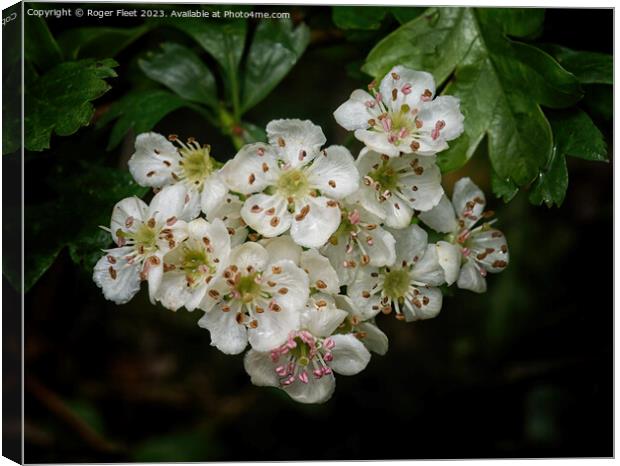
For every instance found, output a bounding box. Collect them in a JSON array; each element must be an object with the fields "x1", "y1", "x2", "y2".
[
  {"x1": 241, "y1": 19, "x2": 309, "y2": 113},
  {"x1": 25, "y1": 59, "x2": 118, "y2": 151},
  {"x1": 363, "y1": 7, "x2": 582, "y2": 186},
  {"x1": 548, "y1": 108, "x2": 607, "y2": 162},
  {"x1": 139, "y1": 42, "x2": 218, "y2": 107},
  {"x1": 97, "y1": 89, "x2": 187, "y2": 150},
  {"x1": 491, "y1": 172, "x2": 519, "y2": 203},
  {"x1": 332, "y1": 6, "x2": 387, "y2": 30},
  {"x1": 57, "y1": 25, "x2": 150, "y2": 60},
  {"x1": 544, "y1": 44, "x2": 612, "y2": 85},
  {"x1": 528, "y1": 148, "x2": 568, "y2": 207},
  {"x1": 24, "y1": 15, "x2": 63, "y2": 70}
]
